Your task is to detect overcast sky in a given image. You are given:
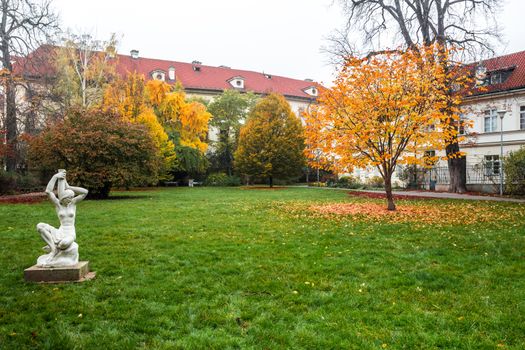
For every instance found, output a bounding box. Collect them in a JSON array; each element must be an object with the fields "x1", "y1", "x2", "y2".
[{"x1": 53, "y1": 0, "x2": 525, "y2": 85}]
